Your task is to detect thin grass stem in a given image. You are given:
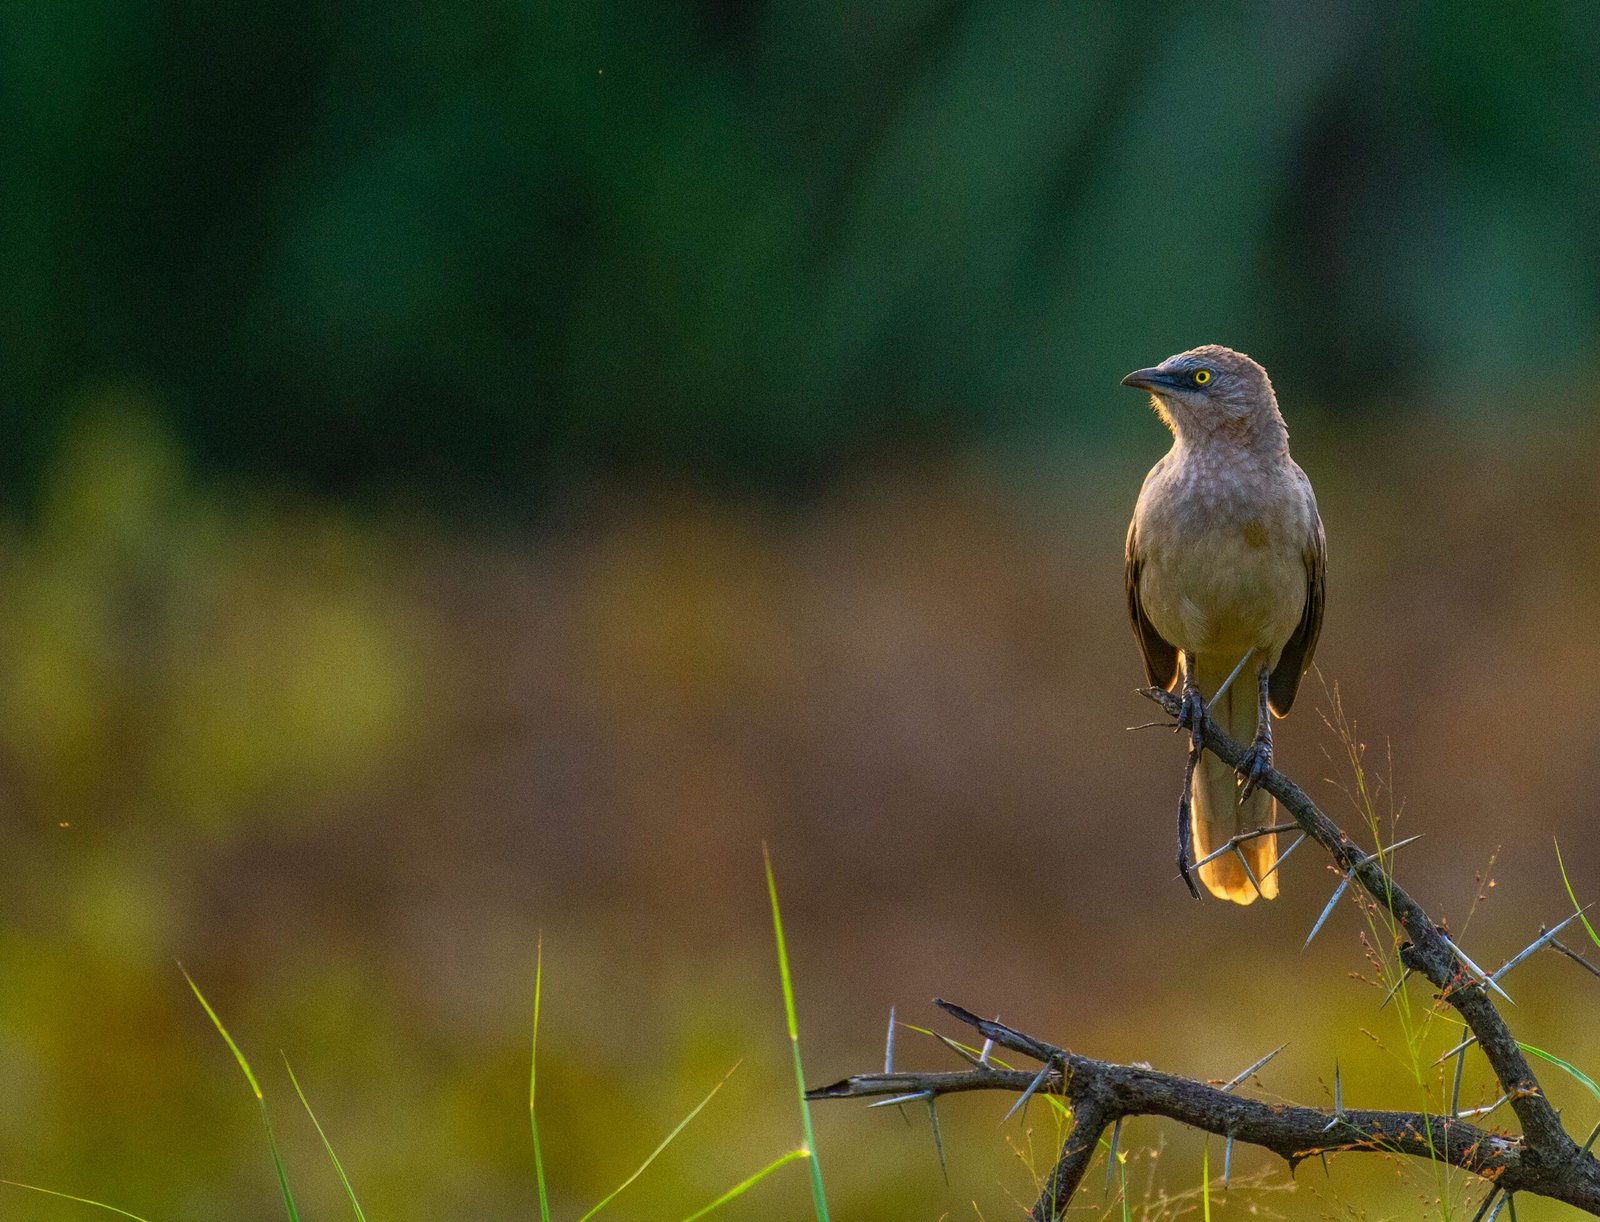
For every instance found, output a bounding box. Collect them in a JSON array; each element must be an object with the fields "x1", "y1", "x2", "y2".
[{"x1": 764, "y1": 844, "x2": 831, "y2": 1221}]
